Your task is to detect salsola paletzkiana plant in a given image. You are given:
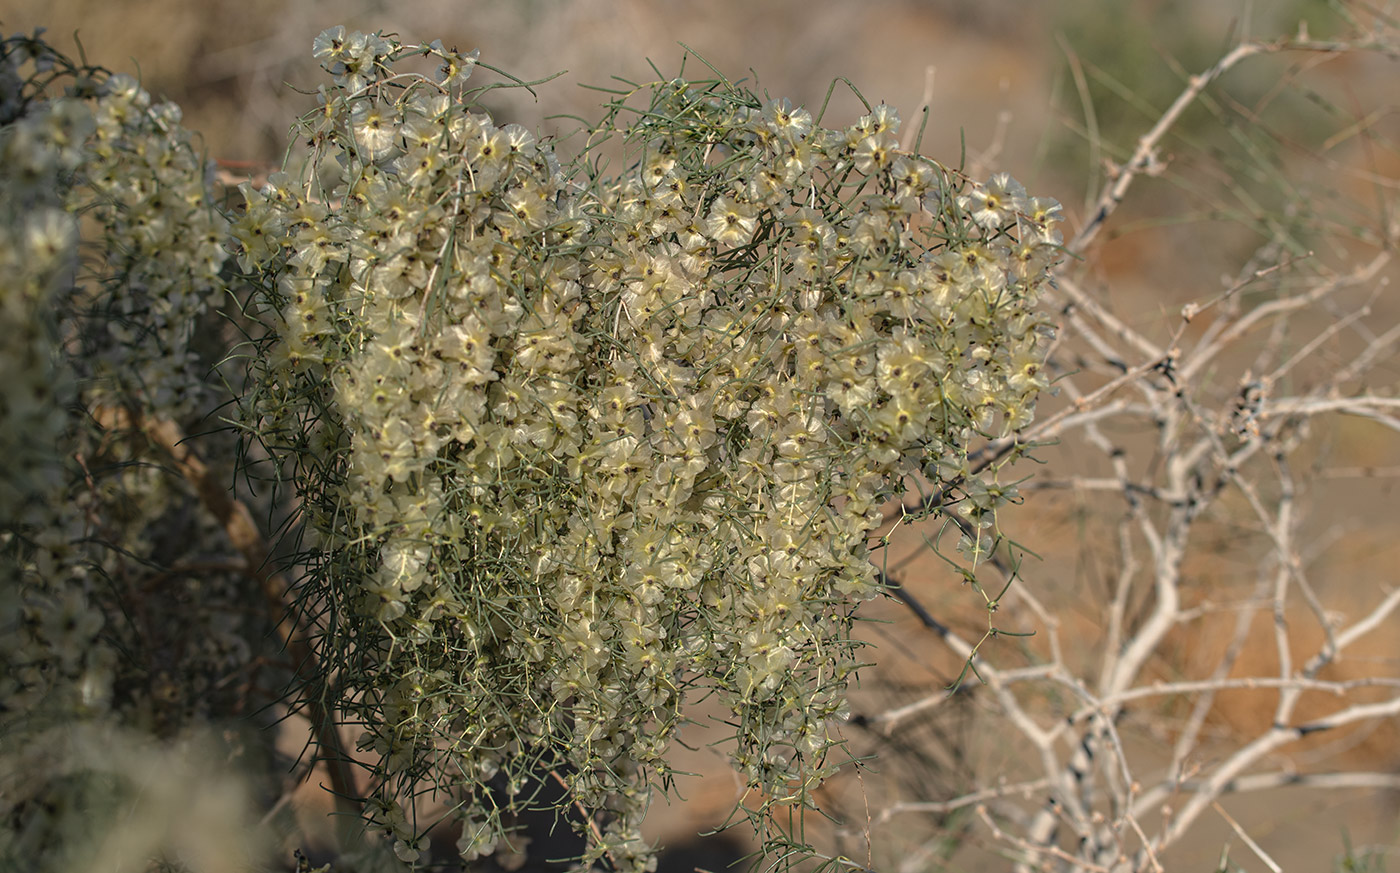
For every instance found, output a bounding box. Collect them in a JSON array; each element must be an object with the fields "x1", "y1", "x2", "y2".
[
  {"x1": 1, "y1": 30, "x2": 270, "y2": 873},
  {"x1": 234, "y1": 28, "x2": 1061, "y2": 869},
  {"x1": 0, "y1": 23, "x2": 1060, "y2": 871}
]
